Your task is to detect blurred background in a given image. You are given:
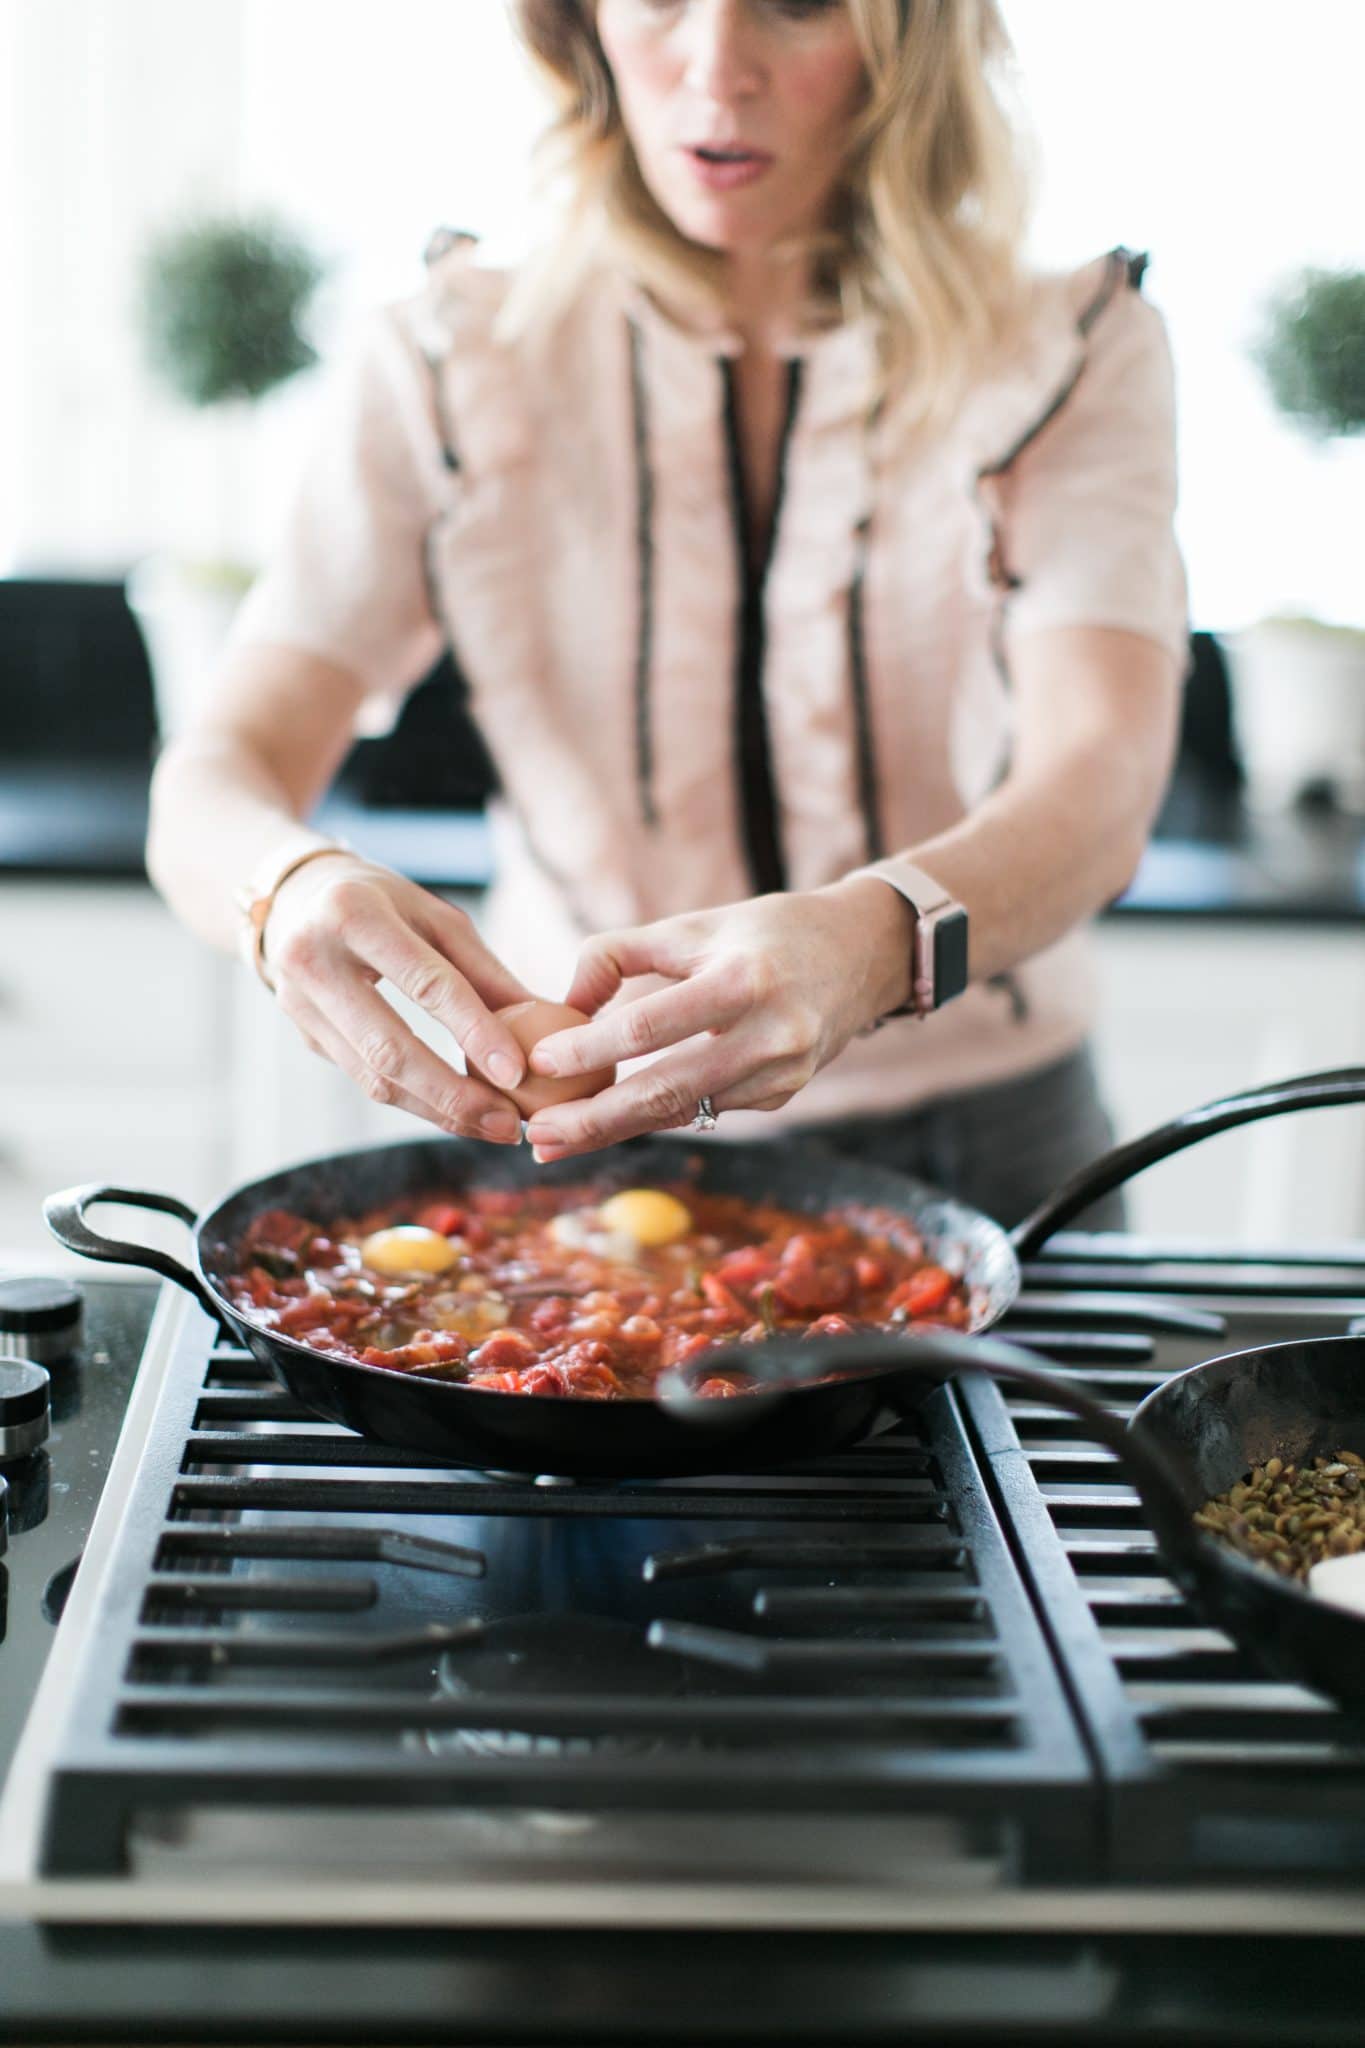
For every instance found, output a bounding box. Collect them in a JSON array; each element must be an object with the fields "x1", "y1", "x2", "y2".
[{"x1": 1, "y1": 0, "x2": 1363, "y2": 1255}]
